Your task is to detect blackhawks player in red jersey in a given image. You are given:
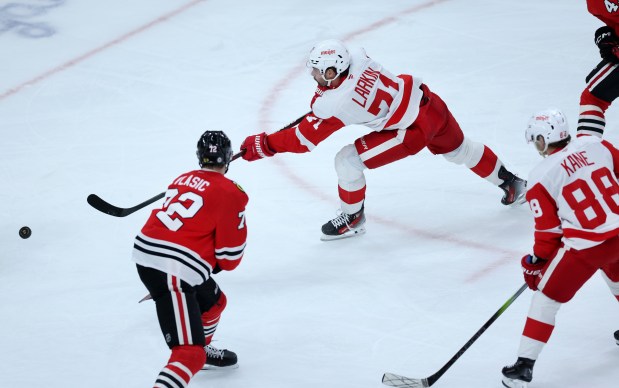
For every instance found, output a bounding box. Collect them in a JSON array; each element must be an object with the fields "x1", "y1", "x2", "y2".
[
  {"x1": 133, "y1": 131, "x2": 247, "y2": 387},
  {"x1": 501, "y1": 109, "x2": 619, "y2": 388},
  {"x1": 576, "y1": 0, "x2": 619, "y2": 137},
  {"x1": 240, "y1": 39, "x2": 526, "y2": 241}
]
